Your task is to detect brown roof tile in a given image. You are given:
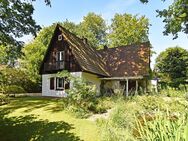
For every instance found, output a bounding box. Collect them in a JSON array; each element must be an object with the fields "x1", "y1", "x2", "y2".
[{"x1": 97, "y1": 42, "x2": 150, "y2": 77}]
